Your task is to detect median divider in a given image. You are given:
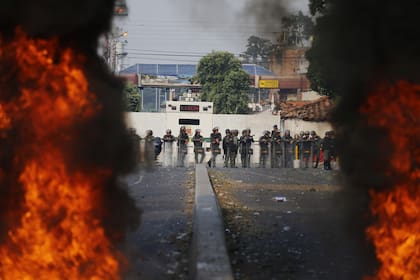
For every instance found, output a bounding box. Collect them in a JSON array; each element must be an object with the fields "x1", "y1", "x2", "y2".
[{"x1": 191, "y1": 164, "x2": 234, "y2": 280}]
